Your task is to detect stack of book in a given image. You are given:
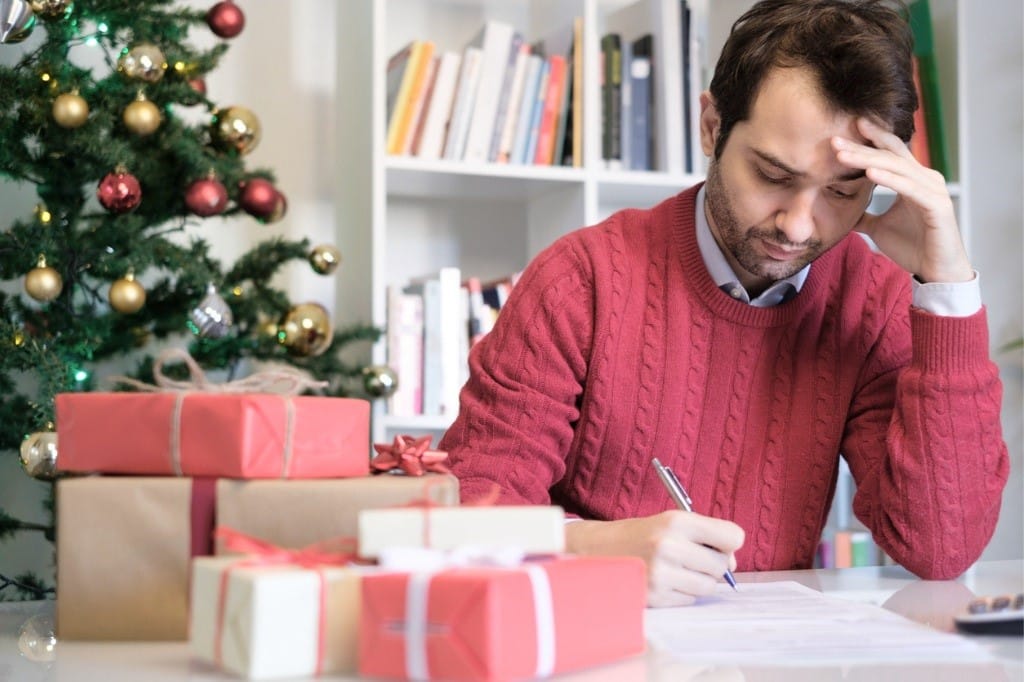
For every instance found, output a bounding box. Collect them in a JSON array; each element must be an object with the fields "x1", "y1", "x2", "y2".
[
  {"x1": 386, "y1": 268, "x2": 521, "y2": 418},
  {"x1": 385, "y1": 19, "x2": 582, "y2": 167}
]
